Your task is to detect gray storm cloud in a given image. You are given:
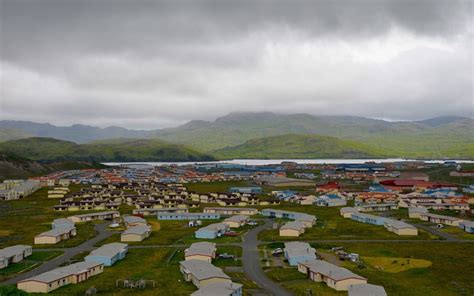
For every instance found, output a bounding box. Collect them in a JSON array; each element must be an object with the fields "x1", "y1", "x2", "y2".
[{"x1": 0, "y1": 0, "x2": 472, "y2": 129}]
